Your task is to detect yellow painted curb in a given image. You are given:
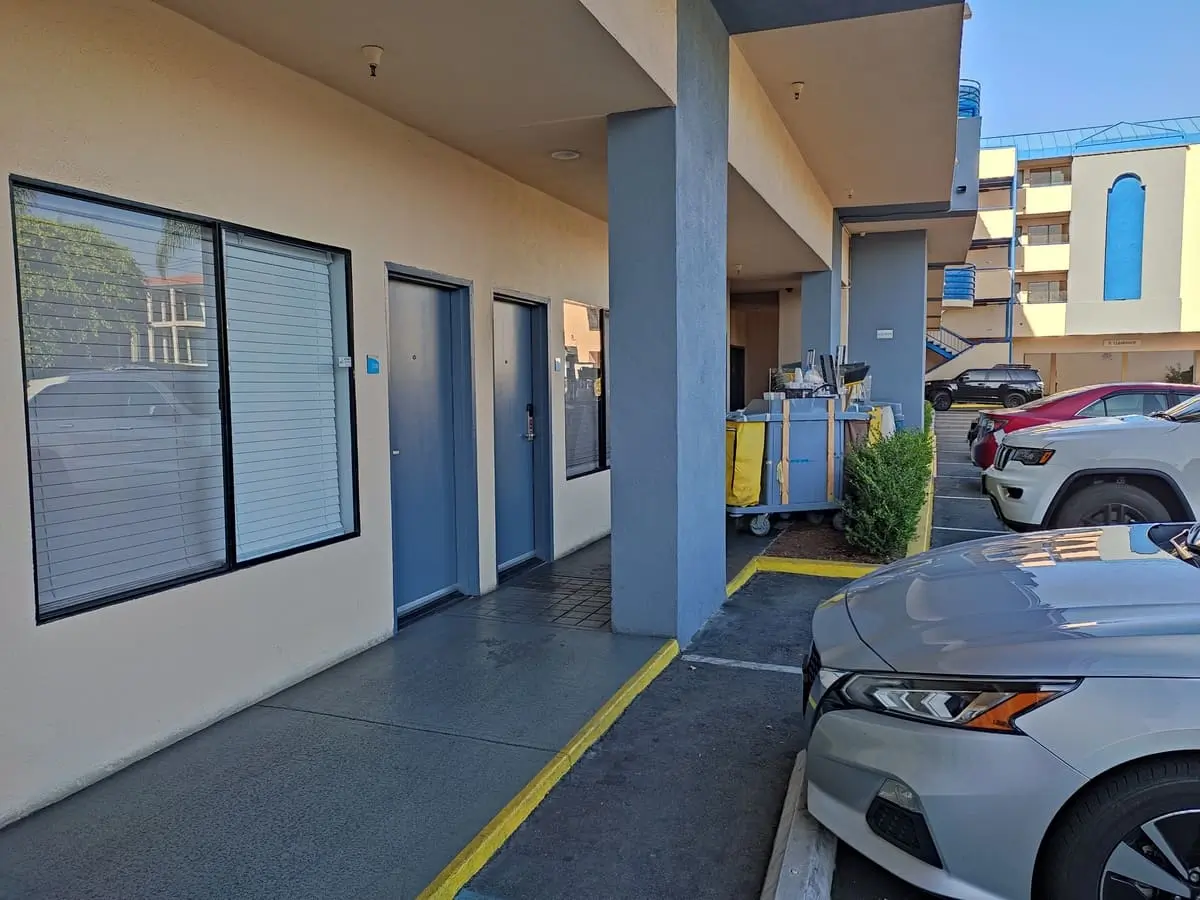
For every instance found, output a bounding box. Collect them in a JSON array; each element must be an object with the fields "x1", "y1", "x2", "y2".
[
  {"x1": 725, "y1": 557, "x2": 760, "y2": 597},
  {"x1": 415, "y1": 638, "x2": 680, "y2": 900},
  {"x1": 755, "y1": 555, "x2": 878, "y2": 579}
]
